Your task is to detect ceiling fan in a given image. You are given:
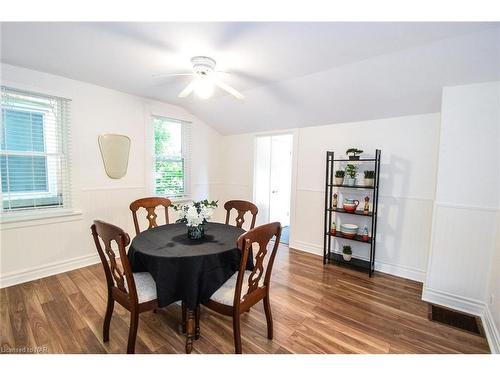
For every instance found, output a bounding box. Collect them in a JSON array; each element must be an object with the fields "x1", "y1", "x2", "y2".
[{"x1": 154, "y1": 56, "x2": 245, "y2": 100}]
